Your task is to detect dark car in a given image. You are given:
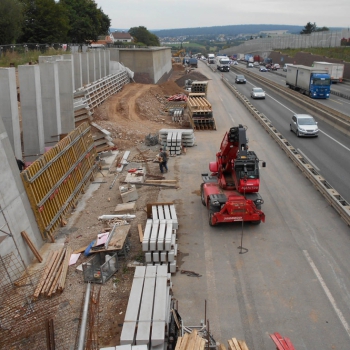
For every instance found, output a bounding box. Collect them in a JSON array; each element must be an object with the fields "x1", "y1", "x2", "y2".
[{"x1": 235, "y1": 74, "x2": 246, "y2": 84}]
